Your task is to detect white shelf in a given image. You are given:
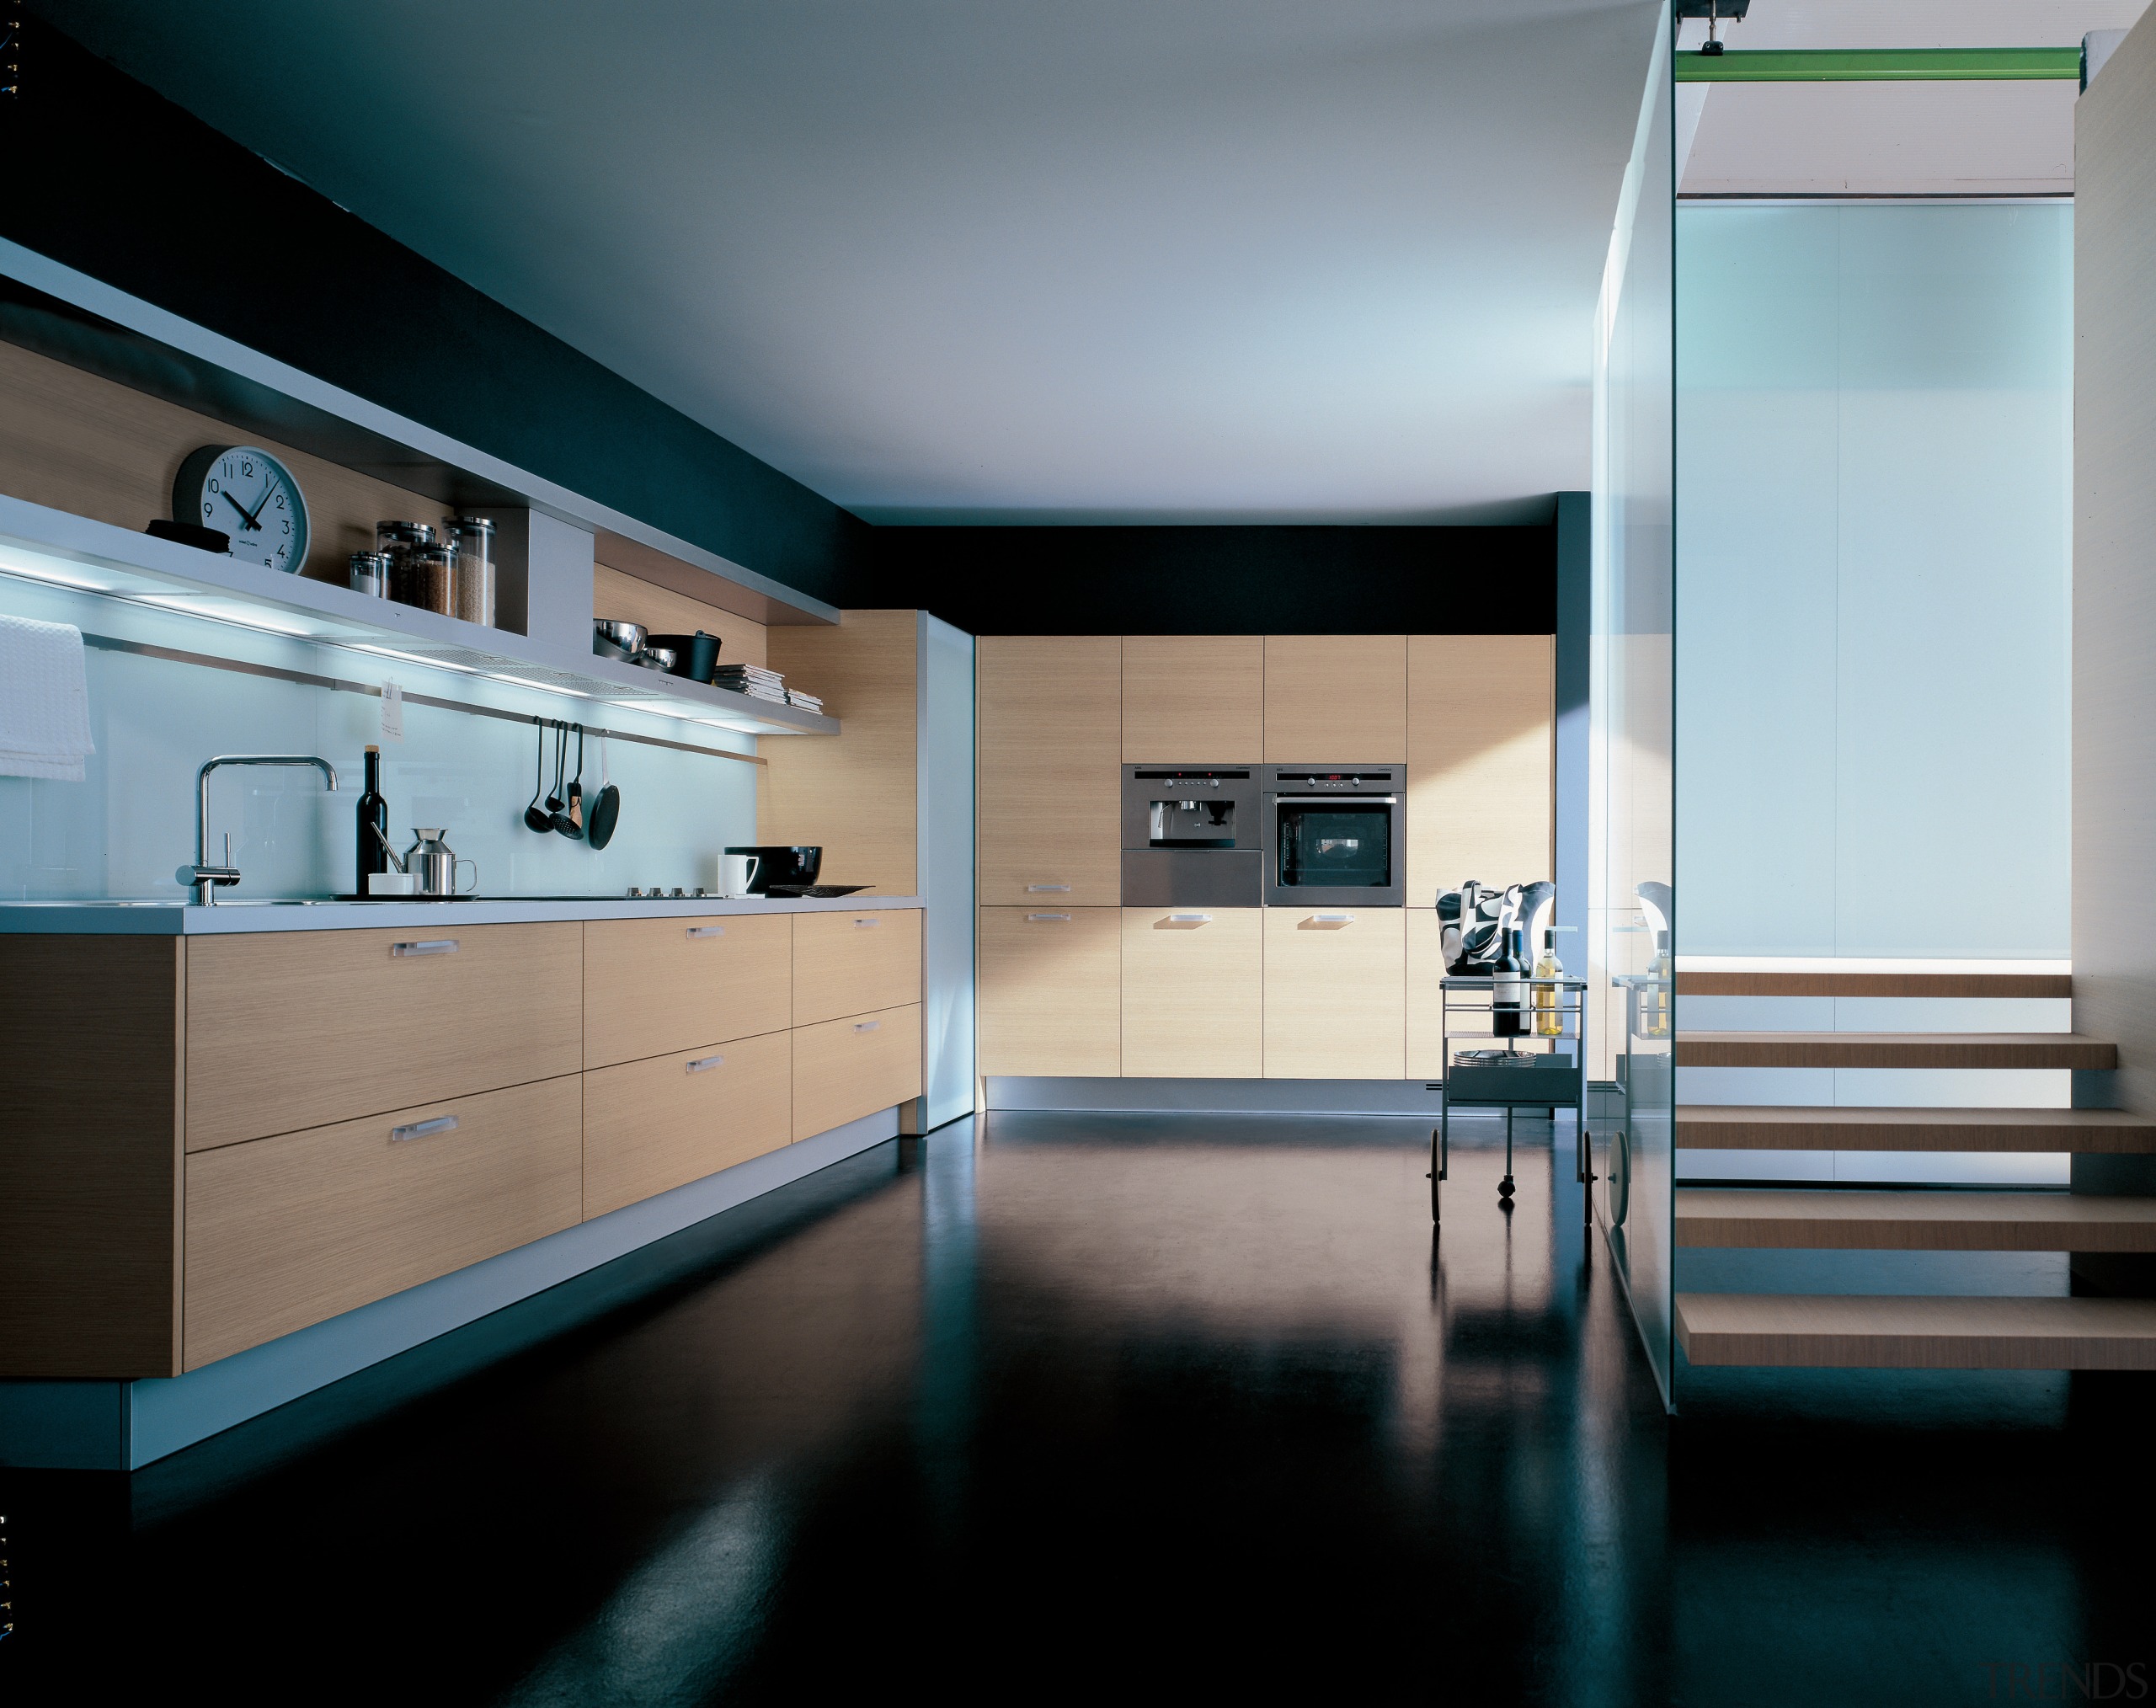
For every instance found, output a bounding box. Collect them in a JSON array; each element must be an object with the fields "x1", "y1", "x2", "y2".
[{"x1": 0, "y1": 494, "x2": 839, "y2": 738}]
